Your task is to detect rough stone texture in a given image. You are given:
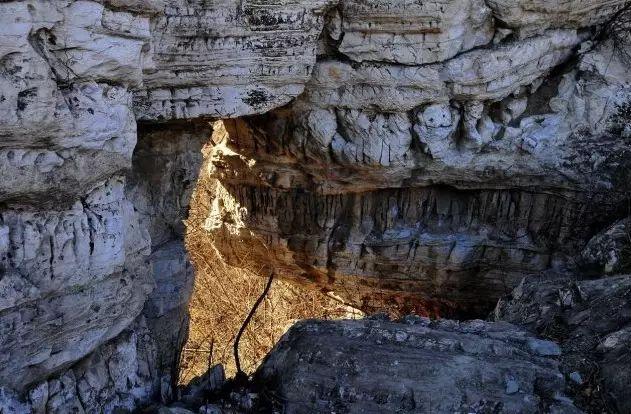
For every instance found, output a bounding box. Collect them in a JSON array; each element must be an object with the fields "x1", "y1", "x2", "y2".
[
  {"x1": 305, "y1": 29, "x2": 582, "y2": 112},
  {"x1": 128, "y1": 120, "x2": 210, "y2": 391},
  {"x1": 0, "y1": 317, "x2": 159, "y2": 414},
  {"x1": 1, "y1": 0, "x2": 631, "y2": 412},
  {"x1": 1, "y1": 1, "x2": 155, "y2": 398},
  {"x1": 204, "y1": 36, "x2": 631, "y2": 317},
  {"x1": 335, "y1": 0, "x2": 494, "y2": 65},
  {"x1": 0, "y1": 177, "x2": 153, "y2": 391},
  {"x1": 1, "y1": 0, "x2": 336, "y2": 409},
  {"x1": 134, "y1": 0, "x2": 337, "y2": 120},
  {"x1": 255, "y1": 317, "x2": 581, "y2": 413},
  {"x1": 581, "y1": 217, "x2": 631, "y2": 274},
  {"x1": 494, "y1": 274, "x2": 631, "y2": 413},
  {"x1": 486, "y1": 0, "x2": 629, "y2": 35}
]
